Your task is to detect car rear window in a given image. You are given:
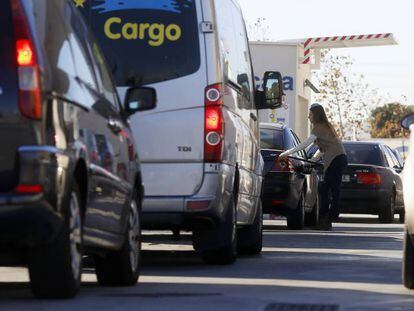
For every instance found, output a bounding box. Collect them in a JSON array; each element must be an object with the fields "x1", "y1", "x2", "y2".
[
  {"x1": 344, "y1": 144, "x2": 384, "y2": 166},
  {"x1": 78, "y1": 0, "x2": 200, "y2": 86},
  {"x1": 260, "y1": 129, "x2": 284, "y2": 150}
]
